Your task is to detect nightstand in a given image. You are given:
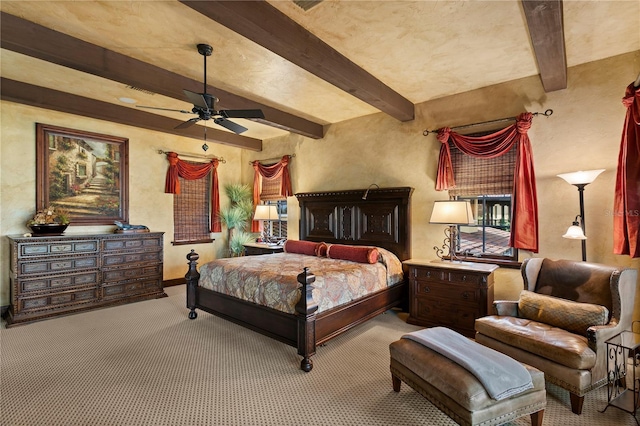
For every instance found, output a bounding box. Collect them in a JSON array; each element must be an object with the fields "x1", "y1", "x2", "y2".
[
  {"x1": 243, "y1": 242, "x2": 284, "y2": 256},
  {"x1": 403, "y1": 259, "x2": 498, "y2": 338}
]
